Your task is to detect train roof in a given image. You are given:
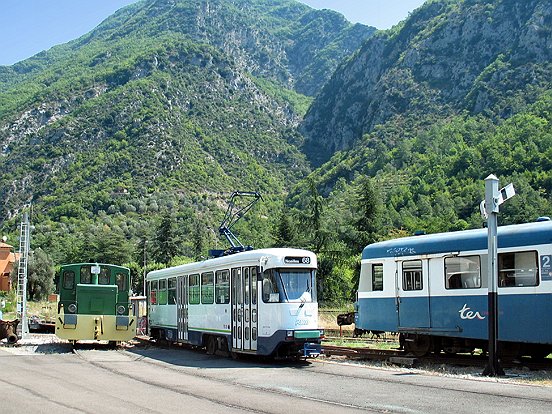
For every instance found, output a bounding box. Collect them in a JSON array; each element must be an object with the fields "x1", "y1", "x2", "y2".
[
  {"x1": 60, "y1": 263, "x2": 130, "y2": 271},
  {"x1": 362, "y1": 221, "x2": 552, "y2": 260},
  {"x1": 147, "y1": 247, "x2": 316, "y2": 280}
]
